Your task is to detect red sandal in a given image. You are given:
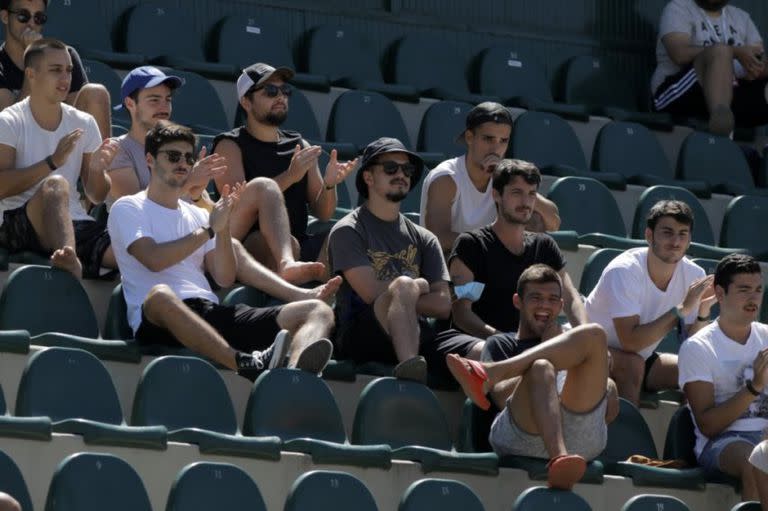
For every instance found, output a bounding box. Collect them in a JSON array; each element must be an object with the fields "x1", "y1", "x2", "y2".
[
  {"x1": 445, "y1": 354, "x2": 491, "y2": 410},
  {"x1": 546, "y1": 454, "x2": 586, "y2": 490}
]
